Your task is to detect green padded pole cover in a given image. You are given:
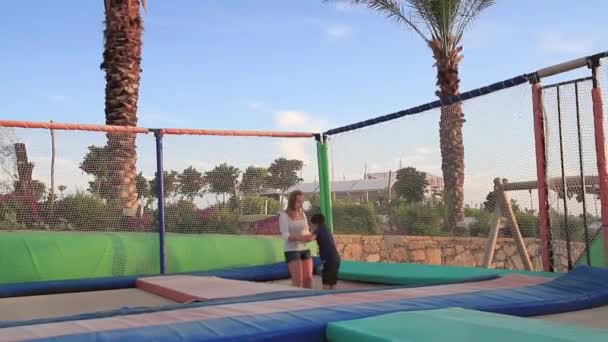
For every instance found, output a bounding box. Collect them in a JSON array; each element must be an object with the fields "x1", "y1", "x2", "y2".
[{"x1": 316, "y1": 139, "x2": 334, "y2": 232}]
